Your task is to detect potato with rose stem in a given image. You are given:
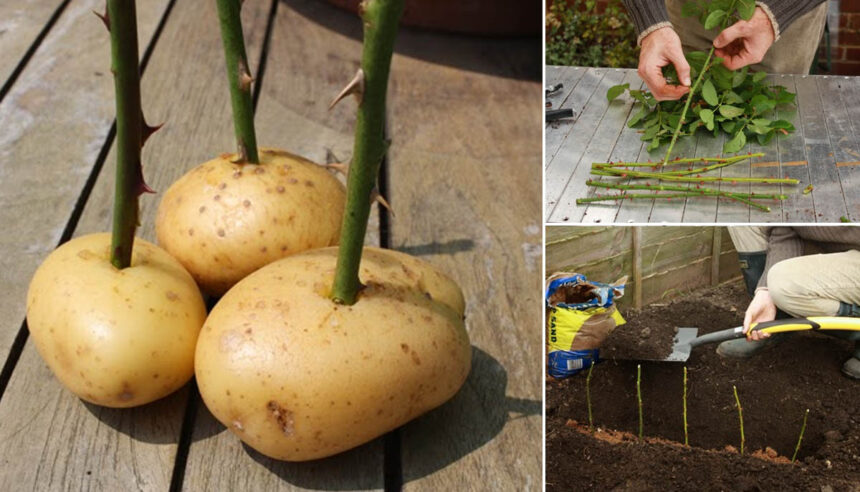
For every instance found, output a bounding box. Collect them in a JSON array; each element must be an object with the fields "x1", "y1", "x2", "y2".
[
  {"x1": 194, "y1": 247, "x2": 470, "y2": 460},
  {"x1": 155, "y1": 148, "x2": 345, "y2": 296},
  {"x1": 27, "y1": 234, "x2": 207, "y2": 407}
]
